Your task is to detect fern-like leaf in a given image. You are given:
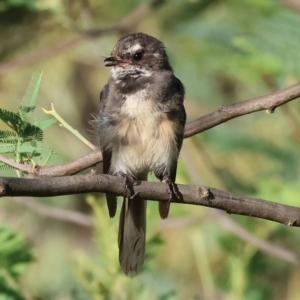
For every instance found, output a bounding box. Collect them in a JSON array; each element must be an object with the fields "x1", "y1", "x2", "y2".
[
  {"x1": 0, "y1": 223, "x2": 33, "y2": 299},
  {"x1": 17, "y1": 106, "x2": 35, "y2": 123},
  {"x1": 40, "y1": 148, "x2": 57, "y2": 166},
  {"x1": 0, "y1": 144, "x2": 16, "y2": 154},
  {"x1": 22, "y1": 124, "x2": 43, "y2": 142},
  {"x1": 0, "y1": 162, "x2": 15, "y2": 171},
  {"x1": 18, "y1": 145, "x2": 35, "y2": 154},
  {"x1": 0, "y1": 130, "x2": 18, "y2": 144},
  {"x1": 0, "y1": 130, "x2": 17, "y2": 139},
  {"x1": 19, "y1": 71, "x2": 43, "y2": 121},
  {"x1": 35, "y1": 118, "x2": 57, "y2": 130},
  {"x1": 0, "y1": 71, "x2": 58, "y2": 173},
  {"x1": 0, "y1": 109, "x2": 23, "y2": 135}
]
